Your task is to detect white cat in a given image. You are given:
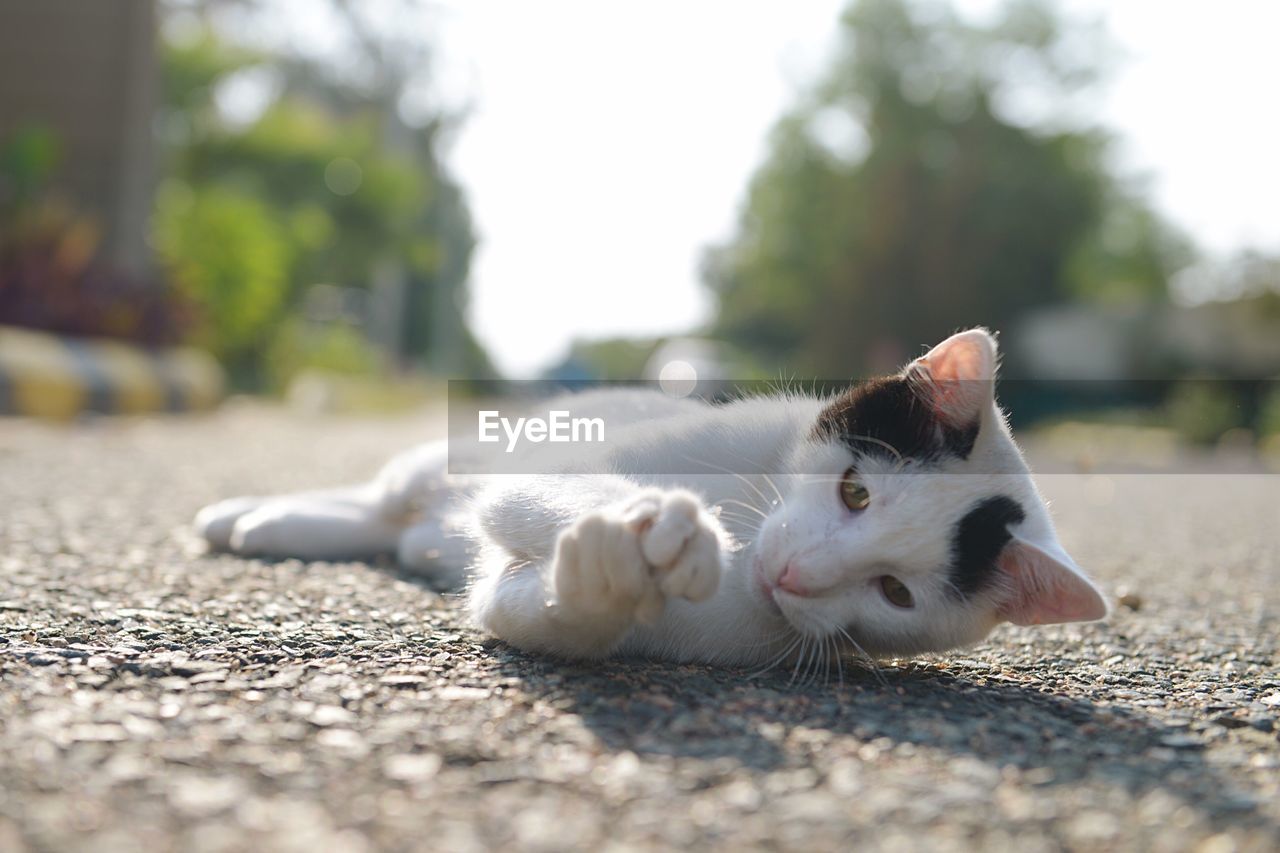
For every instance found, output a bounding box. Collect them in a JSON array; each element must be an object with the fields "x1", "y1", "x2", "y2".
[{"x1": 195, "y1": 329, "x2": 1106, "y2": 667}]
